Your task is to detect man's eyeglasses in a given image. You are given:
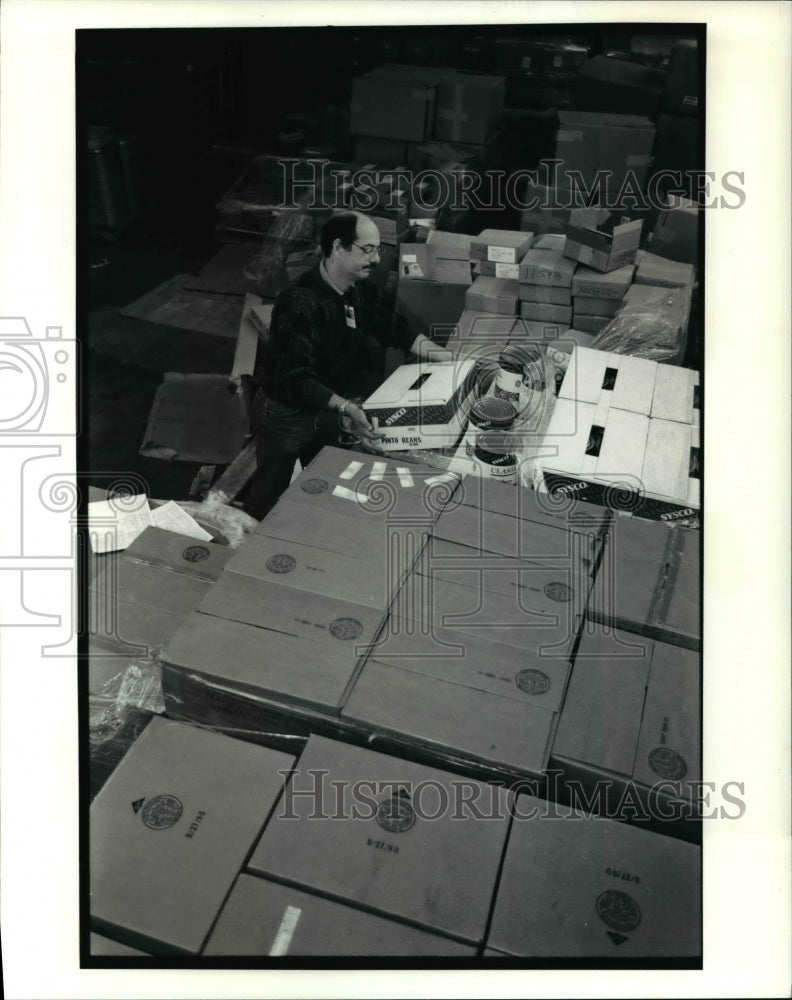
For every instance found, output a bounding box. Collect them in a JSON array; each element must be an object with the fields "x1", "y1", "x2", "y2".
[{"x1": 352, "y1": 243, "x2": 383, "y2": 257}]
